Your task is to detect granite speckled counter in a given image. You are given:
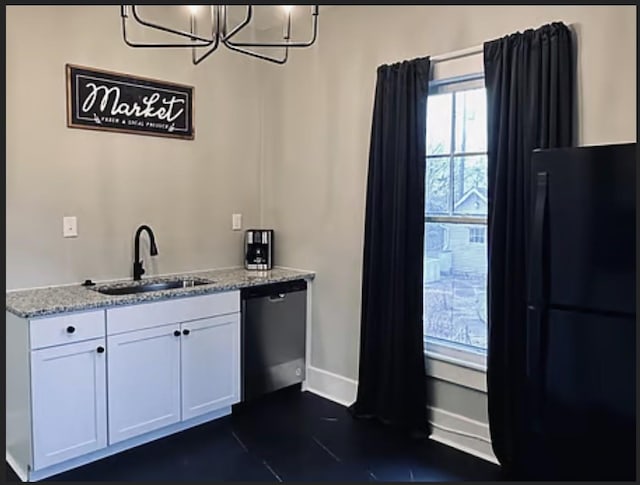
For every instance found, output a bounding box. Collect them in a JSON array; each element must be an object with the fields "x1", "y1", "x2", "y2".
[{"x1": 6, "y1": 267, "x2": 315, "y2": 319}]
